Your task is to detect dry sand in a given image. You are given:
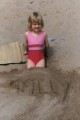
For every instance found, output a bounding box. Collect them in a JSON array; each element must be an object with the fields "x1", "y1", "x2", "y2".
[
  {"x1": 0, "y1": 0, "x2": 80, "y2": 120},
  {"x1": 0, "y1": 65, "x2": 80, "y2": 120}
]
